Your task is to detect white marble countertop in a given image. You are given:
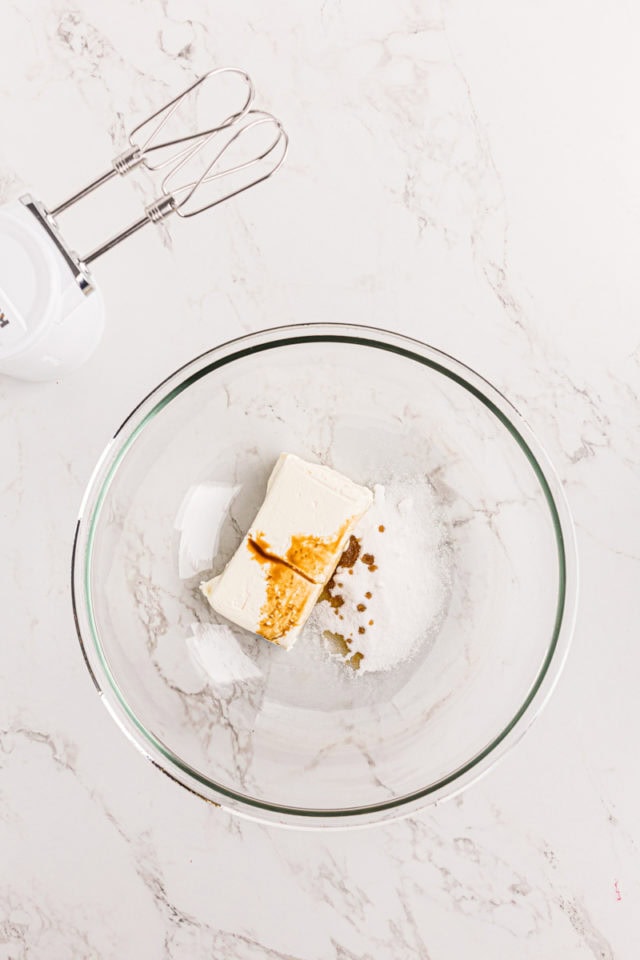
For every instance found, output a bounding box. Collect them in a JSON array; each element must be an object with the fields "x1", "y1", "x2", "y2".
[{"x1": 1, "y1": 1, "x2": 639, "y2": 956}]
